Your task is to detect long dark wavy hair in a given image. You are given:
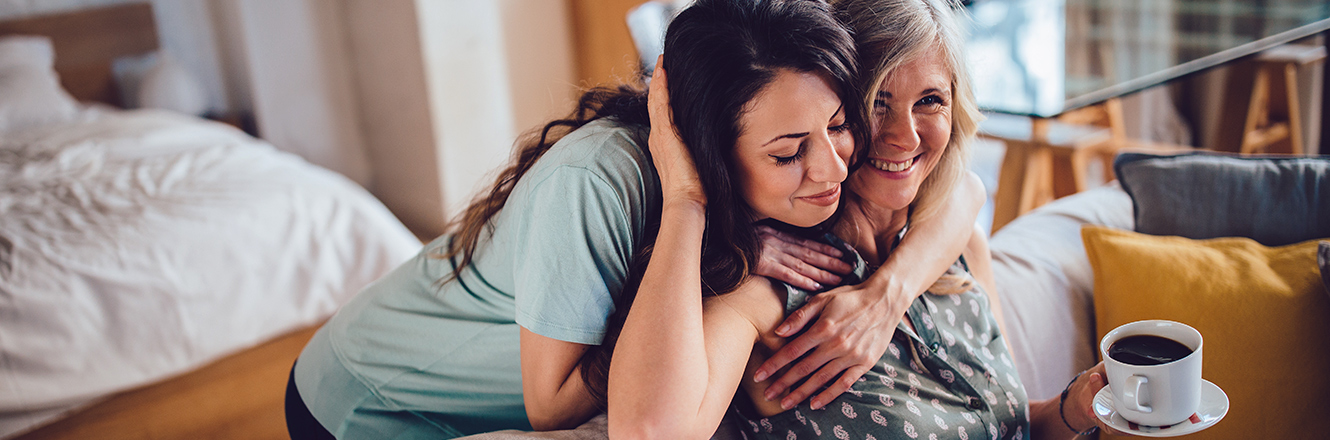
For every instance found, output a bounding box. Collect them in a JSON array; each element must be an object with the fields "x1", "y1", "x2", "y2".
[{"x1": 578, "y1": 0, "x2": 865, "y2": 411}]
